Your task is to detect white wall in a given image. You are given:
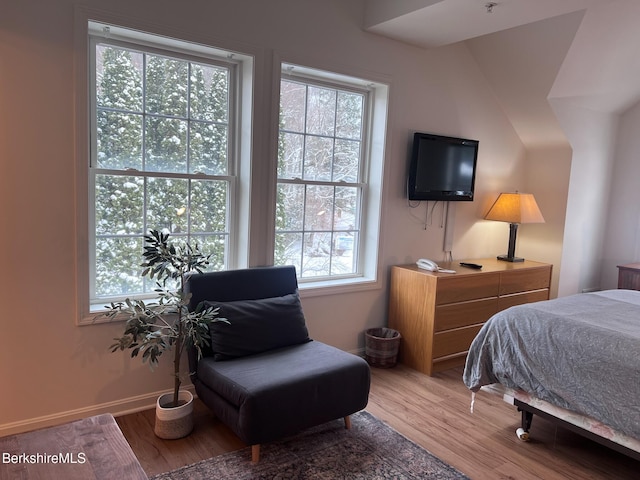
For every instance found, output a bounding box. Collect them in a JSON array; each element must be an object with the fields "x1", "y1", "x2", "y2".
[
  {"x1": 0, "y1": 0, "x2": 537, "y2": 433},
  {"x1": 550, "y1": 99, "x2": 618, "y2": 295},
  {"x1": 462, "y1": 13, "x2": 578, "y2": 297},
  {"x1": 518, "y1": 145, "x2": 572, "y2": 298},
  {"x1": 600, "y1": 100, "x2": 640, "y2": 289},
  {"x1": 546, "y1": 0, "x2": 640, "y2": 295}
]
